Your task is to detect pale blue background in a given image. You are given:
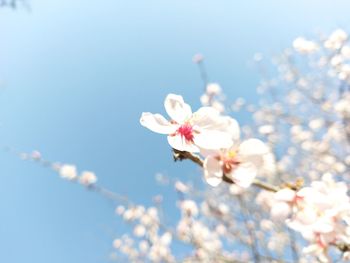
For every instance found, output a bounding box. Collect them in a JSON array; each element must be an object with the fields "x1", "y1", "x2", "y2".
[{"x1": 0, "y1": 1, "x2": 349, "y2": 262}]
